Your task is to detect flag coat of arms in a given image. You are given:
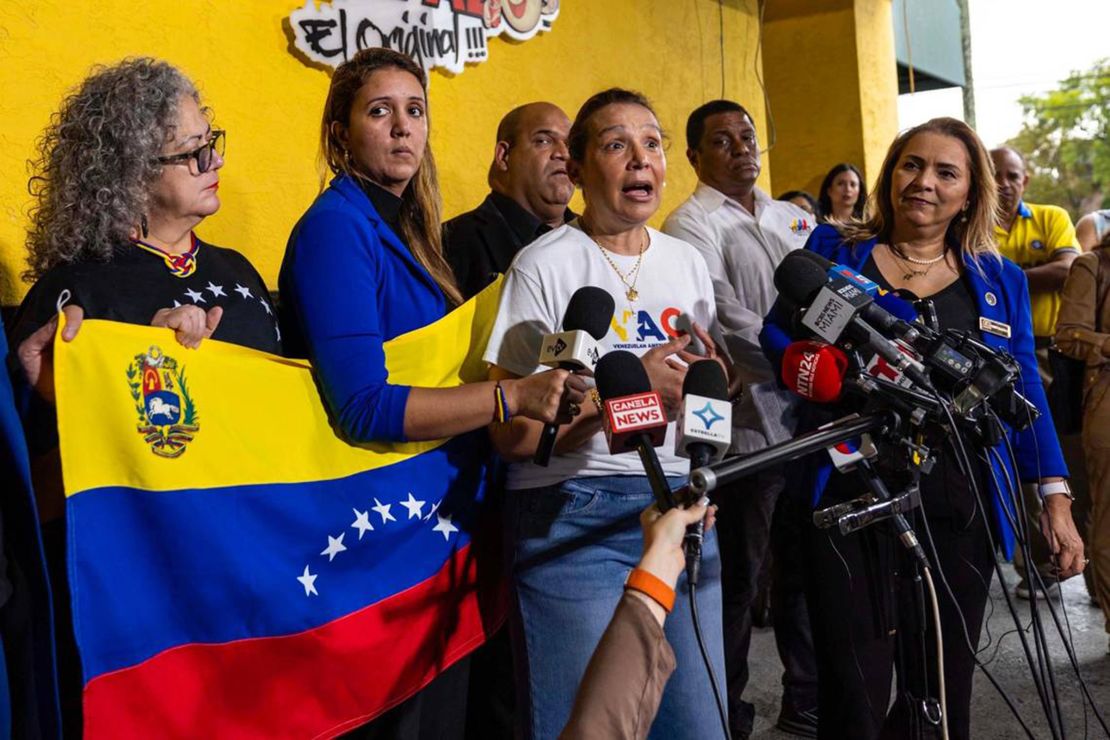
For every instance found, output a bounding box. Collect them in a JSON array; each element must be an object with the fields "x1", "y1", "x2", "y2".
[{"x1": 54, "y1": 281, "x2": 505, "y2": 738}]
